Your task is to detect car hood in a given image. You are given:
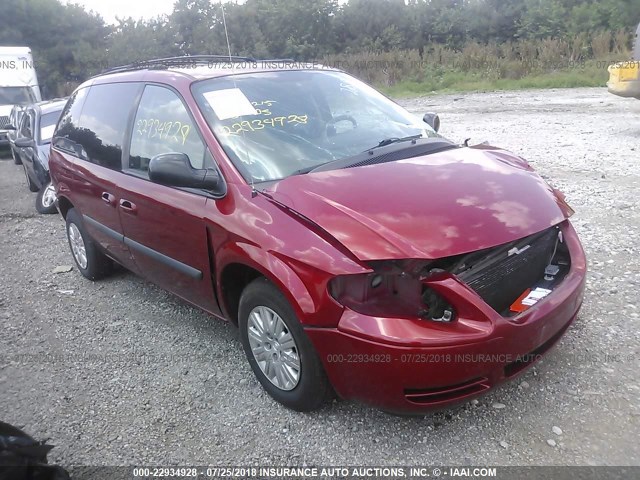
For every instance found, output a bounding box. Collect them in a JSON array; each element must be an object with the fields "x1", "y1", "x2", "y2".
[{"x1": 267, "y1": 146, "x2": 573, "y2": 261}]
